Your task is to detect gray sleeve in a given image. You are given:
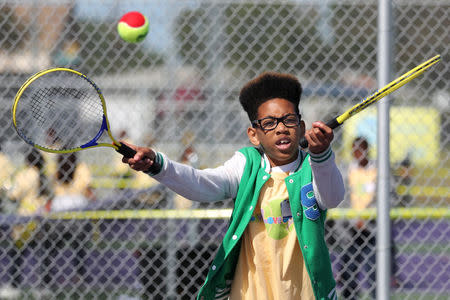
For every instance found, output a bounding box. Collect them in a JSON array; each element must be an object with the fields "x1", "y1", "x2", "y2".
[
  {"x1": 309, "y1": 147, "x2": 346, "y2": 209},
  {"x1": 150, "y1": 151, "x2": 245, "y2": 202}
]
